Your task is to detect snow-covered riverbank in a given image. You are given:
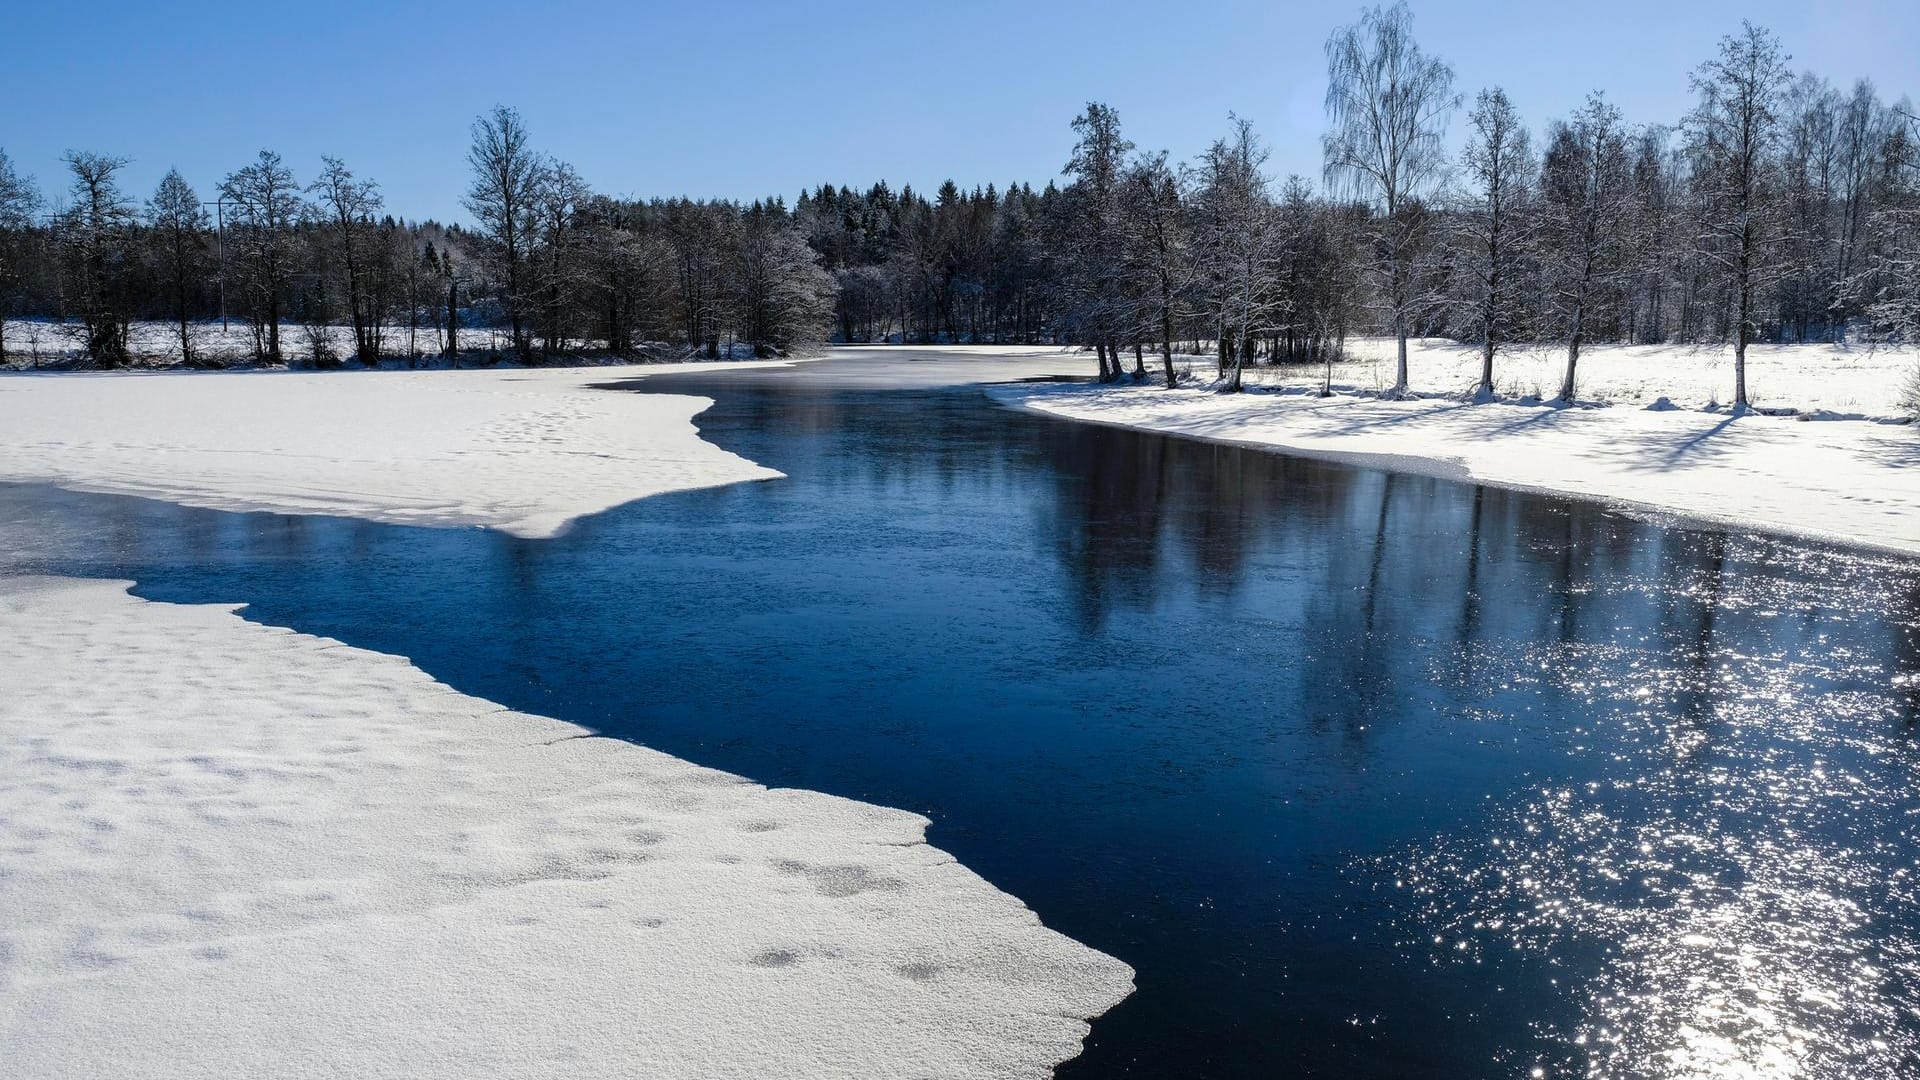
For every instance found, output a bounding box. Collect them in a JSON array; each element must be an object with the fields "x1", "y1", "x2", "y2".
[
  {"x1": 0, "y1": 355, "x2": 1132, "y2": 1079},
  {"x1": 990, "y1": 342, "x2": 1920, "y2": 558},
  {"x1": 0, "y1": 577, "x2": 1131, "y2": 1079},
  {"x1": 0, "y1": 361, "x2": 795, "y2": 538}
]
